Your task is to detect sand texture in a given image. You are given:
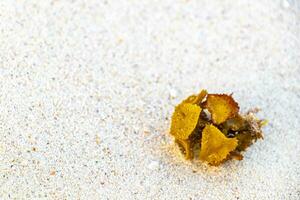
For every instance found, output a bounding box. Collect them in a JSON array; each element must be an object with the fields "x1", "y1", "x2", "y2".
[{"x1": 0, "y1": 0, "x2": 299, "y2": 199}]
